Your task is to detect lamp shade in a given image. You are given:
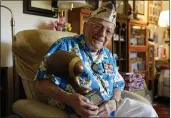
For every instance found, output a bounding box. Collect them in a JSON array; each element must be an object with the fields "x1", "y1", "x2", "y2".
[
  {"x1": 158, "y1": 10, "x2": 170, "y2": 27},
  {"x1": 58, "y1": 1, "x2": 93, "y2": 10}
]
